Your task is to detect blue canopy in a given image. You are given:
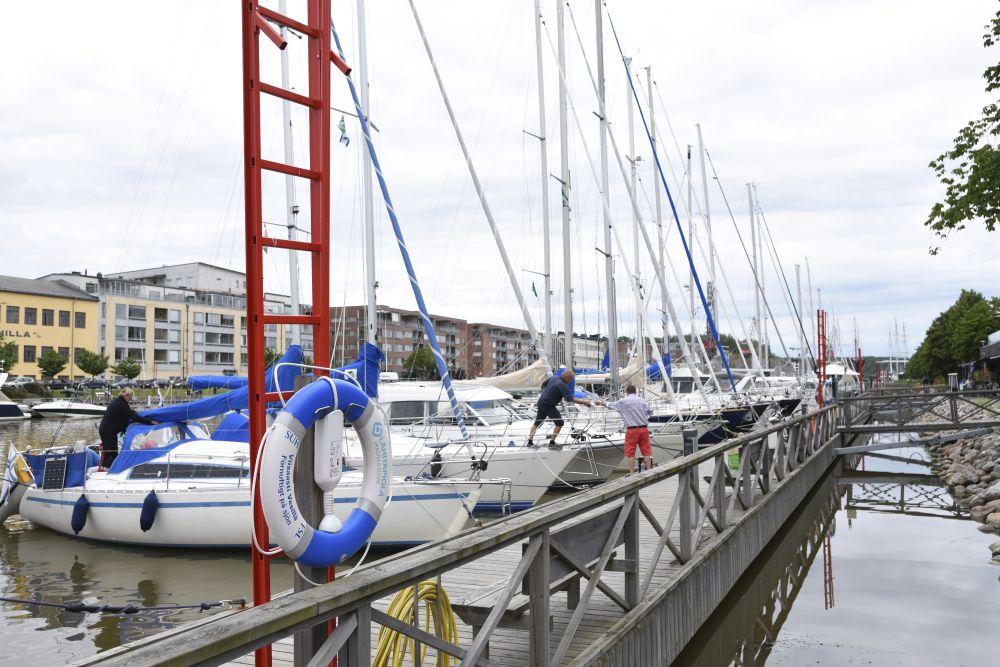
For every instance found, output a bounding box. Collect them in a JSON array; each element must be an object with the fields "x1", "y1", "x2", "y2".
[
  {"x1": 336, "y1": 342, "x2": 383, "y2": 399},
  {"x1": 646, "y1": 353, "x2": 672, "y2": 380},
  {"x1": 213, "y1": 411, "x2": 250, "y2": 443}
]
